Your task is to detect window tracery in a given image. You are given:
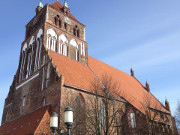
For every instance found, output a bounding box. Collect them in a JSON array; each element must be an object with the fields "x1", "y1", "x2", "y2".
[
  {"x1": 59, "y1": 34, "x2": 68, "y2": 56},
  {"x1": 19, "y1": 43, "x2": 27, "y2": 82},
  {"x1": 46, "y1": 29, "x2": 57, "y2": 52},
  {"x1": 34, "y1": 29, "x2": 43, "y2": 71},
  {"x1": 70, "y1": 39, "x2": 79, "y2": 61}
]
